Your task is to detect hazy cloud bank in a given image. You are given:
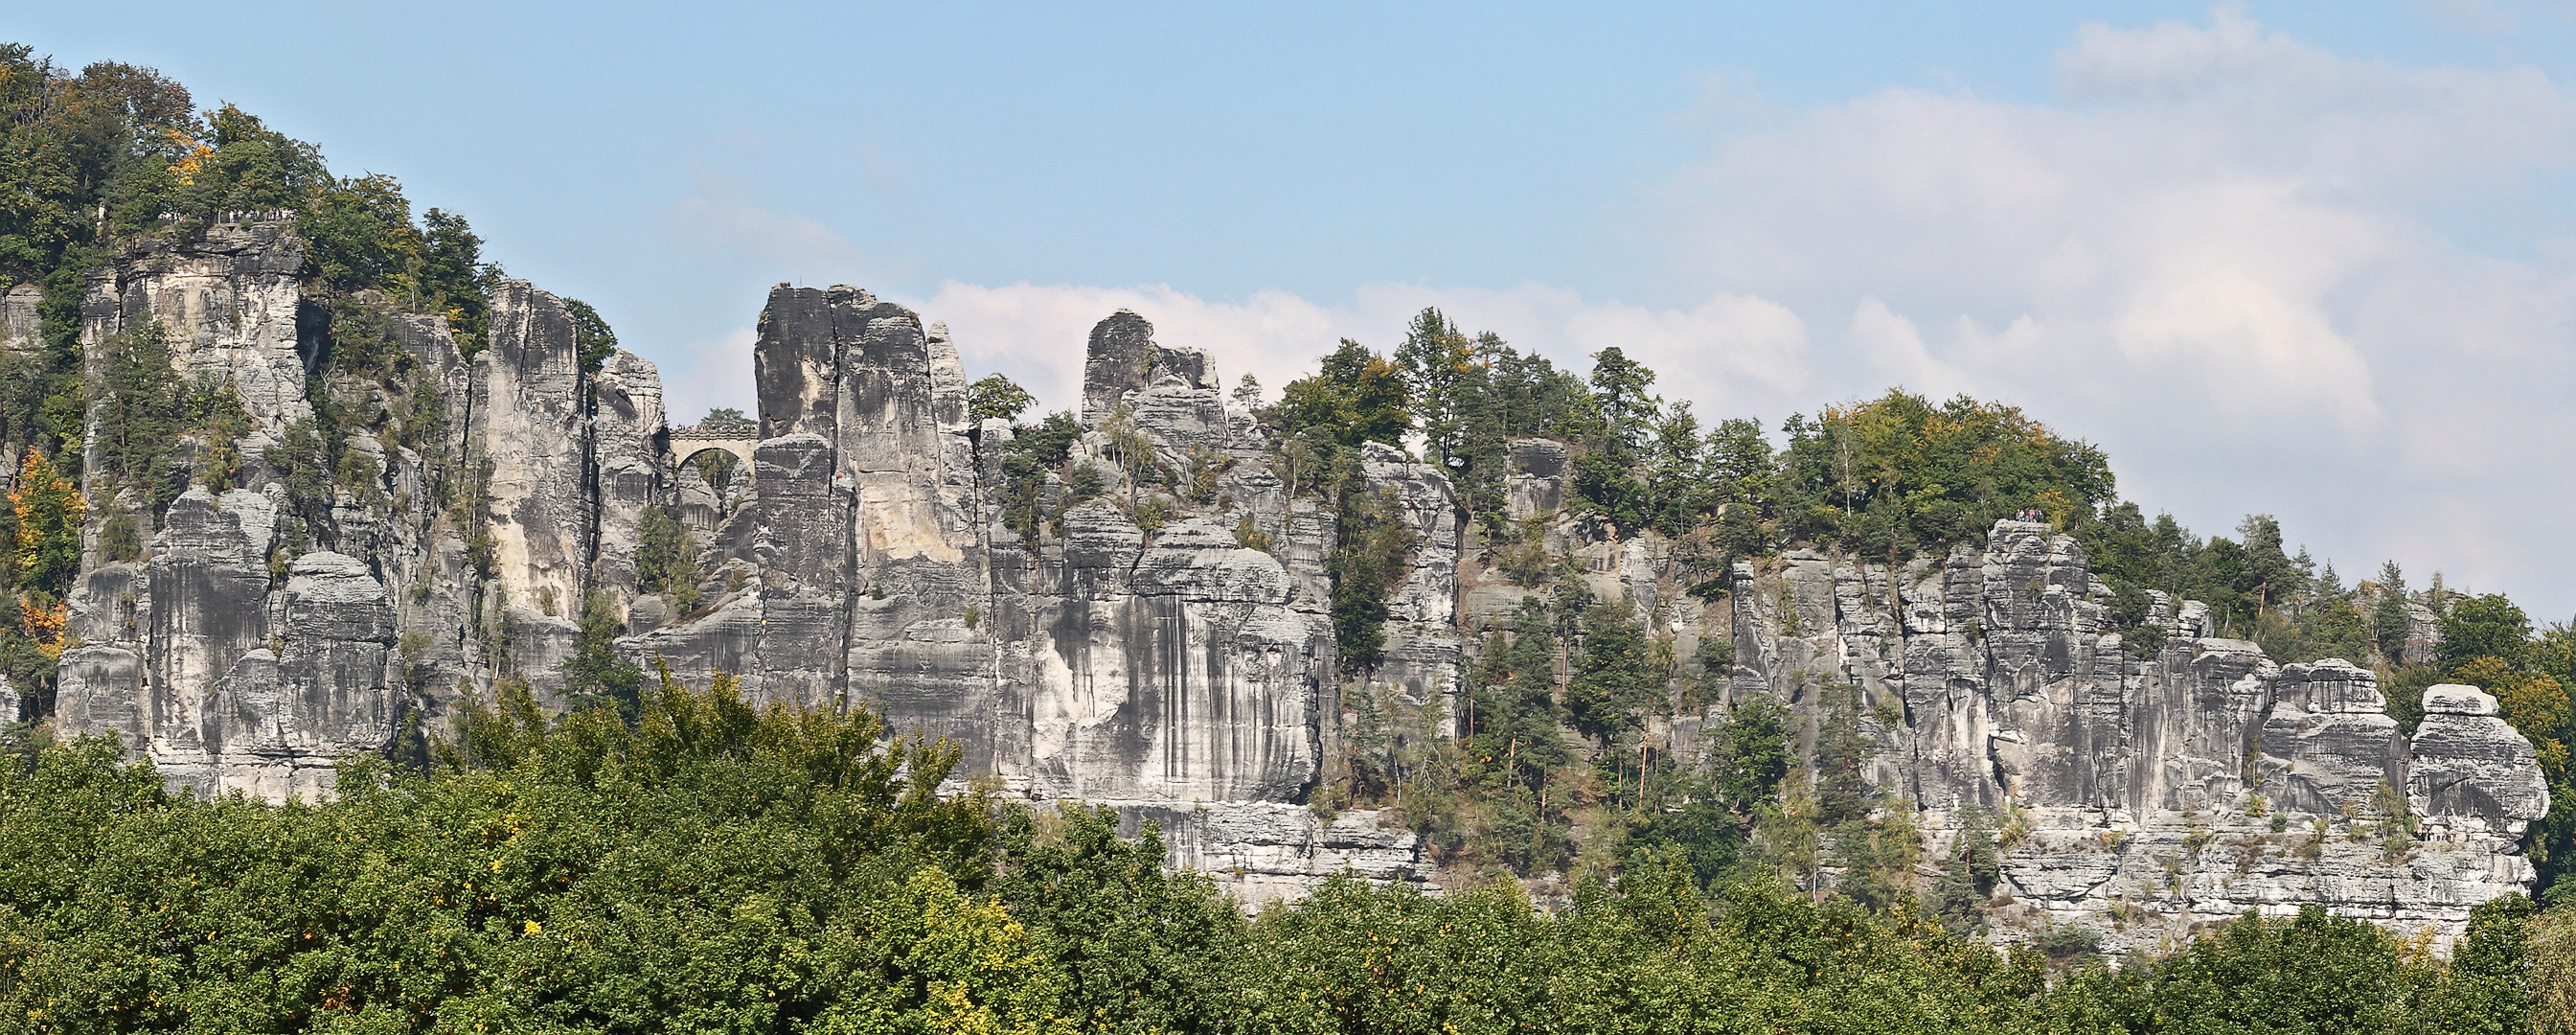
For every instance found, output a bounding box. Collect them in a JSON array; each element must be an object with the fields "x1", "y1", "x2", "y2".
[{"x1": 671, "y1": 9, "x2": 2576, "y2": 614}]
